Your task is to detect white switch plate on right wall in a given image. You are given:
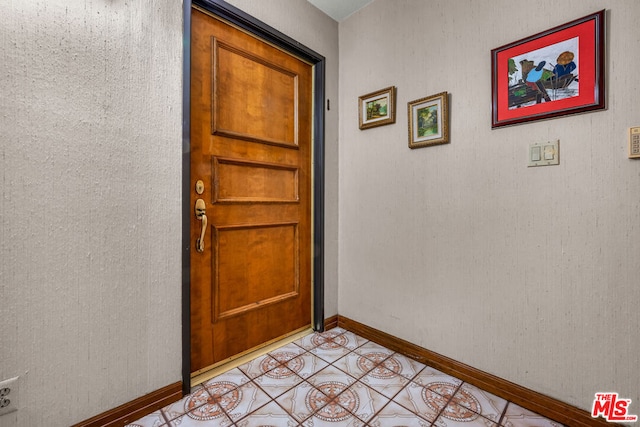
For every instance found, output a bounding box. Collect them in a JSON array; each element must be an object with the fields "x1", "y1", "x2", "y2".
[
  {"x1": 528, "y1": 140, "x2": 559, "y2": 167},
  {"x1": 629, "y1": 127, "x2": 640, "y2": 158}
]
